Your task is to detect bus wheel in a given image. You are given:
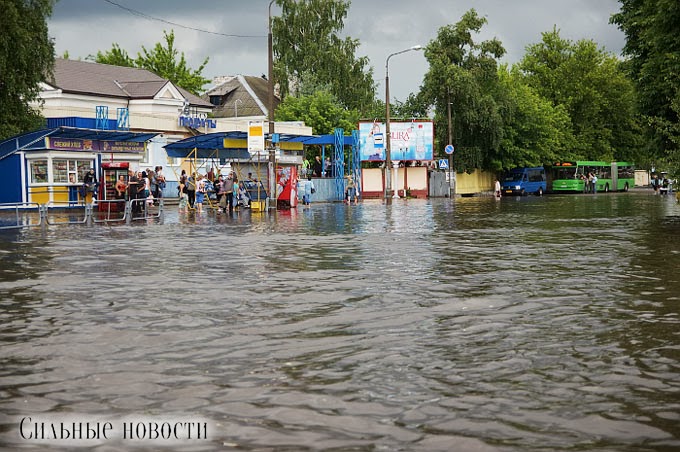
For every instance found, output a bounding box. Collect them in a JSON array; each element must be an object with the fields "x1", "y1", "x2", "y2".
[
  {"x1": 537, "y1": 187, "x2": 543, "y2": 196},
  {"x1": 604, "y1": 184, "x2": 610, "y2": 193},
  {"x1": 623, "y1": 182, "x2": 629, "y2": 192}
]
